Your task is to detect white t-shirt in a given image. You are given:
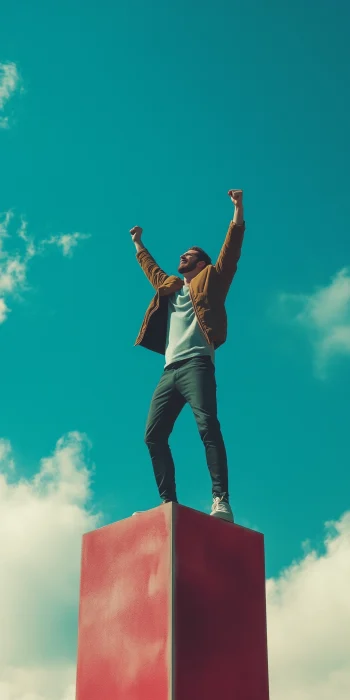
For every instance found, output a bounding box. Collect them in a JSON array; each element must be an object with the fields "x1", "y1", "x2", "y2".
[{"x1": 165, "y1": 284, "x2": 215, "y2": 367}]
